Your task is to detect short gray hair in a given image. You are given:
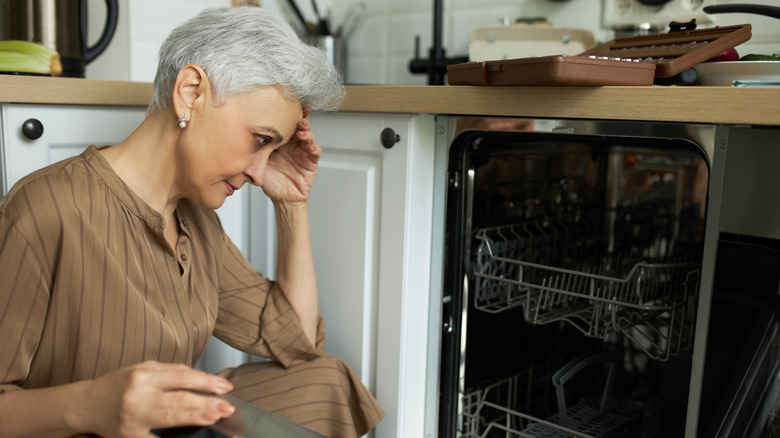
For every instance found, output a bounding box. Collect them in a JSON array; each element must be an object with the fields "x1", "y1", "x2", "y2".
[{"x1": 147, "y1": 7, "x2": 344, "y2": 115}]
